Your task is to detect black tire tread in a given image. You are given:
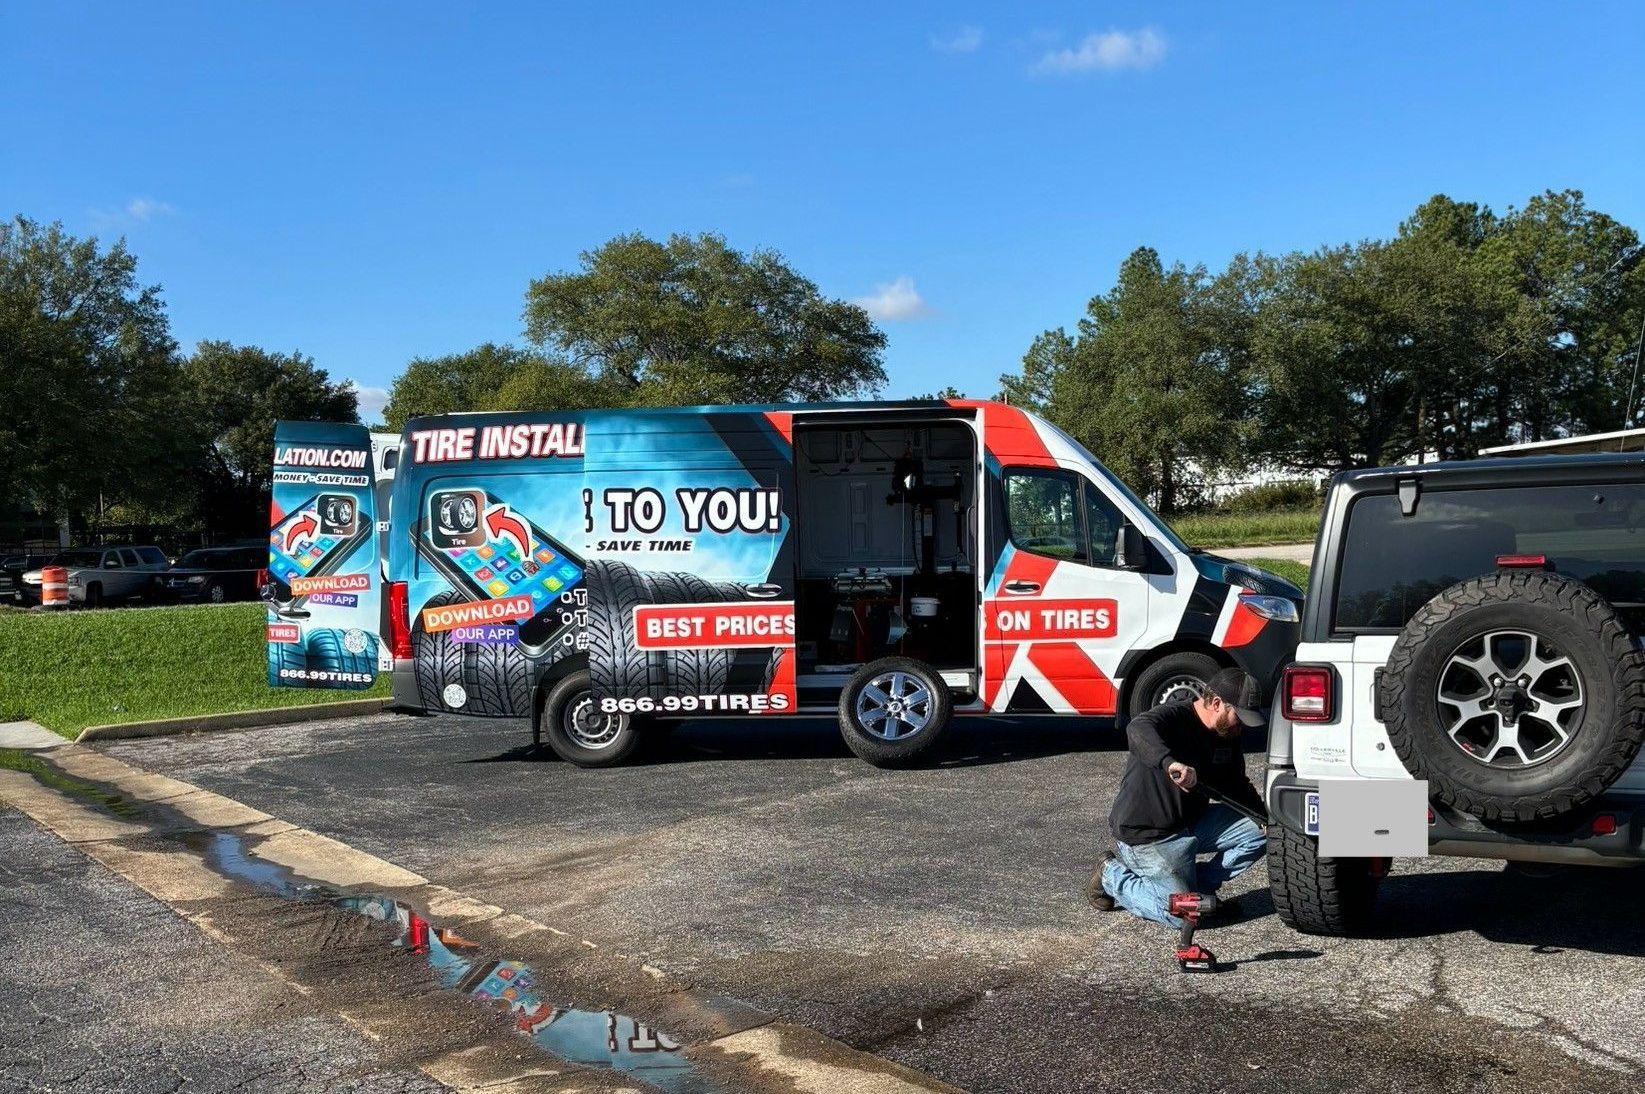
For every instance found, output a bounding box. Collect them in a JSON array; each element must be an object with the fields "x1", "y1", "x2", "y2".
[
  {"x1": 1379, "y1": 570, "x2": 1645, "y2": 821},
  {"x1": 836, "y1": 657, "x2": 954, "y2": 766},
  {"x1": 1267, "y1": 822, "x2": 1378, "y2": 936}
]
